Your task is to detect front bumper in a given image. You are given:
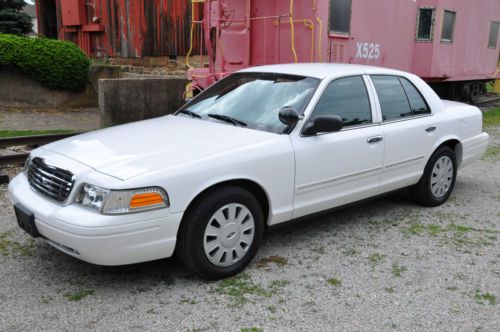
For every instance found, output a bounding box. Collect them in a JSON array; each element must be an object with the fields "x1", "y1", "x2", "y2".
[{"x1": 7, "y1": 174, "x2": 183, "y2": 266}]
